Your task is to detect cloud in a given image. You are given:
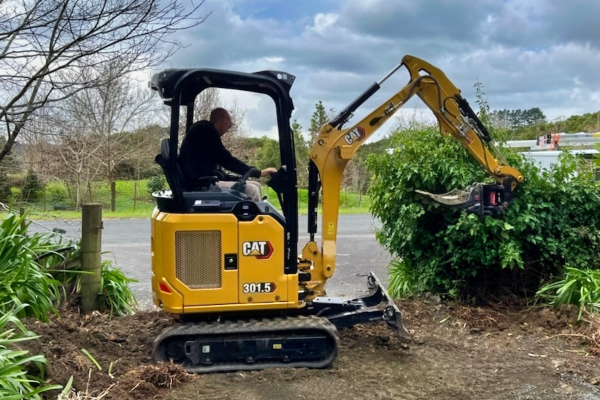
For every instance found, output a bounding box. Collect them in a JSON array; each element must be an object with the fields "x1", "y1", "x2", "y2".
[{"x1": 159, "y1": 0, "x2": 600, "y2": 140}]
